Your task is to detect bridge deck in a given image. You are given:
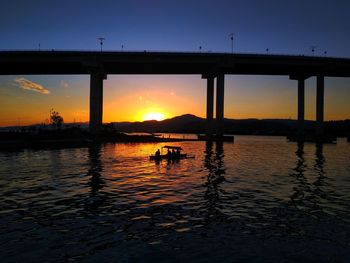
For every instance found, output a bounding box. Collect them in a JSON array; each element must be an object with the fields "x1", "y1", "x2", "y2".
[{"x1": 1, "y1": 51, "x2": 350, "y2": 77}]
